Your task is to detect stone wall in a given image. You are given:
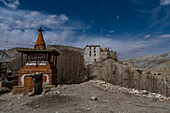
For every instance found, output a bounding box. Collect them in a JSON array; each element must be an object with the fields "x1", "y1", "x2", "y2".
[{"x1": 89, "y1": 59, "x2": 169, "y2": 96}]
